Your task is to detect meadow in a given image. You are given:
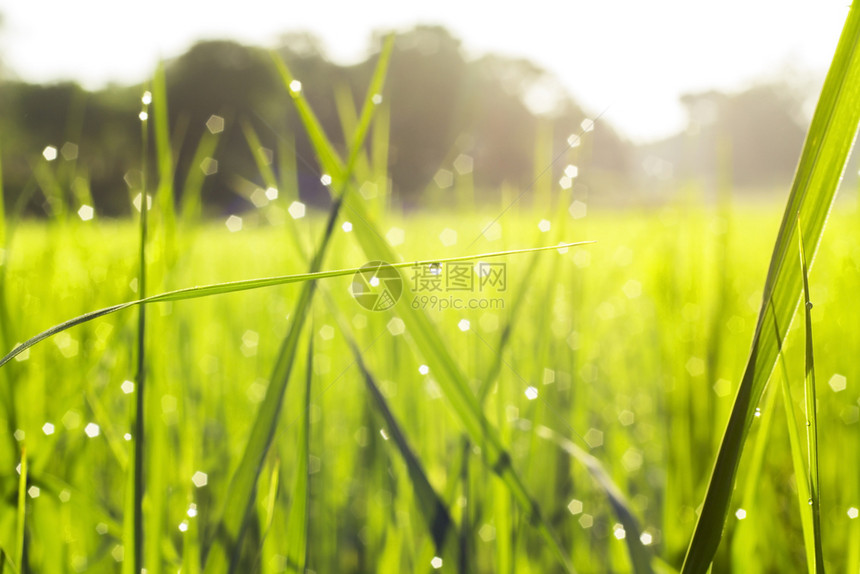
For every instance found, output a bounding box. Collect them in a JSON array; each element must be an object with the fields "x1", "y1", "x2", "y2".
[{"x1": 1, "y1": 8, "x2": 860, "y2": 574}]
